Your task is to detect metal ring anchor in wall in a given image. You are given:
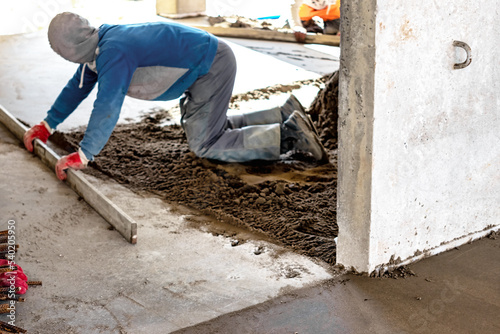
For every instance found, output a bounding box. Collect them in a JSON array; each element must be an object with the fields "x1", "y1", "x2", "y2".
[{"x1": 453, "y1": 40, "x2": 472, "y2": 69}]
